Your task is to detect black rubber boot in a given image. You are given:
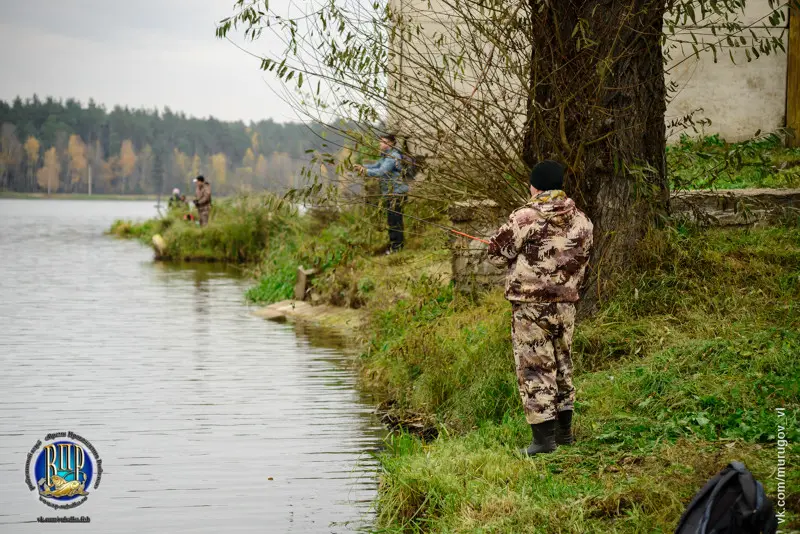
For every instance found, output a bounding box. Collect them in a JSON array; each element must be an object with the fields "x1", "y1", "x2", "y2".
[
  {"x1": 556, "y1": 410, "x2": 574, "y2": 445},
  {"x1": 520, "y1": 420, "x2": 557, "y2": 457}
]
